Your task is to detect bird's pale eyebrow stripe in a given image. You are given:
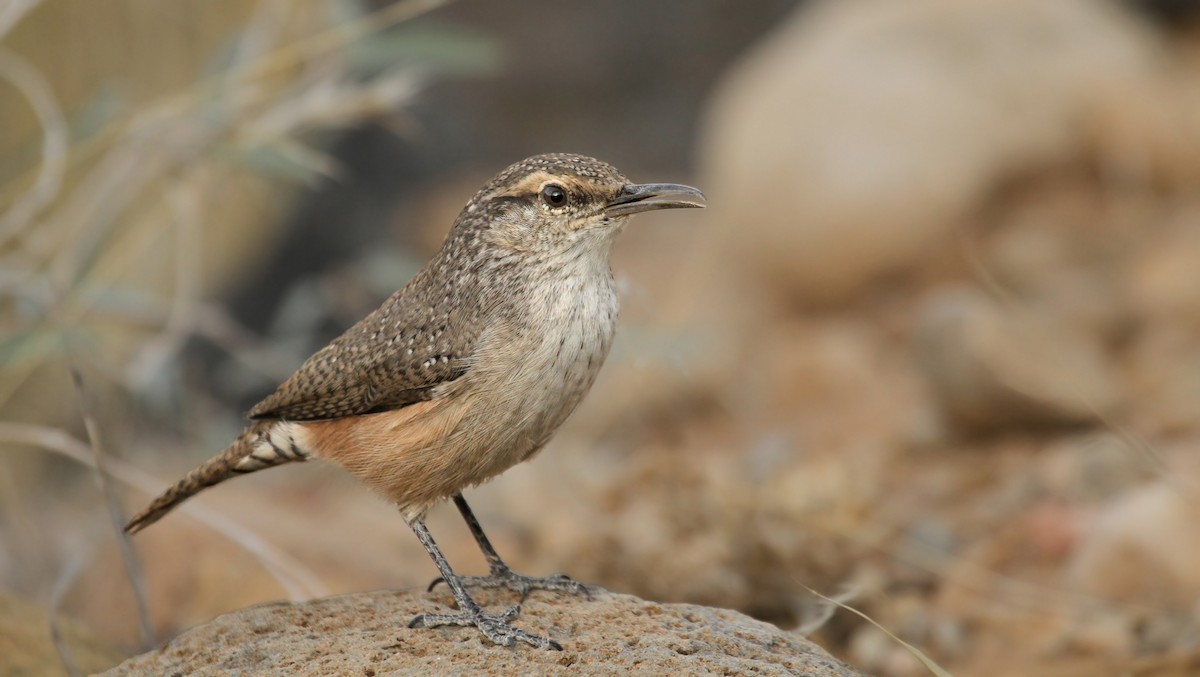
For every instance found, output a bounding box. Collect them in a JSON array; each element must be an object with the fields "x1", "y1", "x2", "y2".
[{"x1": 492, "y1": 171, "x2": 581, "y2": 199}]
